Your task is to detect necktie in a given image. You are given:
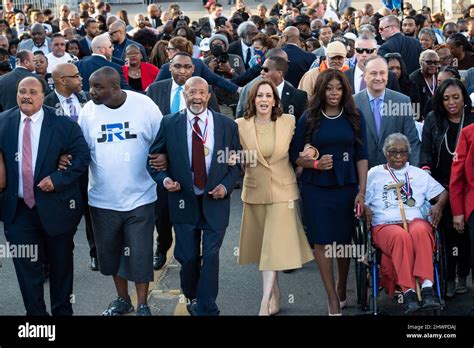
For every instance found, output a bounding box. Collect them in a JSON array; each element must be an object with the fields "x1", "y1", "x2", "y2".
[
  {"x1": 171, "y1": 86, "x2": 182, "y2": 114},
  {"x1": 359, "y1": 74, "x2": 366, "y2": 92},
  {"x1": 245, "y1": 47, "x2": 251, "y2": 67},
  {"x1": 22, "y1": 118, "x2": 35, "y2": 208},
  {"x1": 66, "y1": 97, "x2": 78, "y2": 122},
  {"x1": 373, "y1": 97, "x2": 382, "y2": 136},
  {"x1": 192, "y1": 116, "x2": 207, "y2": 190}
]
